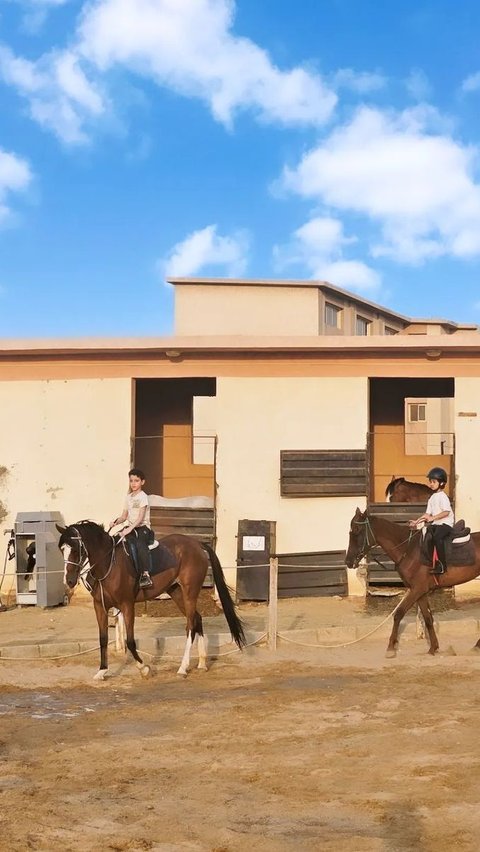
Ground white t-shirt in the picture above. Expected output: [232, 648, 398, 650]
[426, 491, 454, 527]
[124, 490, 151, 528]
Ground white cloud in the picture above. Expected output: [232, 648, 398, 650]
[461, 72, 480, 93]
[0, 45, 105, 144]
[0, 147, 33, 224]
[273, 215, 381, 294]
[405, 69, 432, 101]
[333, 68, 386, 94]
[161, 224, 249, 278]
[76, 0, 336, 129]
[7, 0, 72, 33]
[1, 0, 336, 142]
[316, 260, 380, 292]
[282, 106, 480, 264]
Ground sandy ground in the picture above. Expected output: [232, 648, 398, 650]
[1, 624, 480, 852]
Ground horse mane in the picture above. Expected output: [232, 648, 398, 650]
[385, 476, 405, 497]
[66, 520, 108, 545]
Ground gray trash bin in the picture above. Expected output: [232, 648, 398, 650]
[15, 512, 66, 607]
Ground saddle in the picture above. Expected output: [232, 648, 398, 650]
[420, 520, 475, 568]
[120, 536, 177, 577]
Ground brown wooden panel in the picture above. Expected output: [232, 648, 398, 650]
[281, 449, 366, 498]
[150, 506, 215, 587]
[276, 549, 348, 597]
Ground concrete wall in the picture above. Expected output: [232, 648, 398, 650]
[453, 379, 480, 595]
[213, 376, 368, 586]
[175, 284, 320, 336]
[0, 378, 132, 586]
[455, 380, 480, 530]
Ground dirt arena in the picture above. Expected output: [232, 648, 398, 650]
[1, 628, 480, 852]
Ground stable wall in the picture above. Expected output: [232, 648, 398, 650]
[213, 376, 368, 587]
[0, 379, 132, 588]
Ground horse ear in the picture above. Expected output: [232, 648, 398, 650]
[56, 524, 66, 535]
[354, 507, 361, 518]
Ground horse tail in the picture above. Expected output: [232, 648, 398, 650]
[385, 476, 405, 499]
[201, 543, 246, 649]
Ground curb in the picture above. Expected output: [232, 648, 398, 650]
[0, 617, 479, 659]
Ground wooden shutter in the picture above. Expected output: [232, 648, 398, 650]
[280, 450, 366, 497]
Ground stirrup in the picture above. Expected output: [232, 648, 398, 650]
[139, 572, 153, 588]
[430, 561, 445, 575]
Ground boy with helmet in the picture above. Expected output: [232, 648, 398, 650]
[409, 467, 453, 574]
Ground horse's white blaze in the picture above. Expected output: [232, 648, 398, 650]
[177, 631, 193, 676]
[197, 634, 208, 670]
[61, 544, 72, 584]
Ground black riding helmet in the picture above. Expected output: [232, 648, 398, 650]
[427, 467, 448, 484]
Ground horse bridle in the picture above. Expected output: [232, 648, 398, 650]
[353, 516, 417, 569]
[63, 527, 116, 589]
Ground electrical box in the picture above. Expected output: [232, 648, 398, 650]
[15, 512, 67, 607]
[236, 519, 276, 601]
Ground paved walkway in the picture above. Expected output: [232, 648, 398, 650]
[1, 588, 480, 660]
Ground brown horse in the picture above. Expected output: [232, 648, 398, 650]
[385, 476, 433, 503]
[57, 521, 246, 681]
[345, 508, 480, 657]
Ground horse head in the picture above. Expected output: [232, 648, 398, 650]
[345, 507, 370, 569]
[56, 521, 107, 588]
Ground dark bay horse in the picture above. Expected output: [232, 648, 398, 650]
[57, 521, 246, 681]
[346, 508, 480, 658]
[385, 476, 433, 503]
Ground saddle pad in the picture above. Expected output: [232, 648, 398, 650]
[149, 542, 177, 576]
[420, 531, 476, 568]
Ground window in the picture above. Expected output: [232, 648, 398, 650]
[384, 326, 397, 335]
[408, 403, 426, 423]
[325, 302, 342, 328]
[356, 315, 371, 336]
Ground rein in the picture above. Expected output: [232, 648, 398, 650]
[355, 517, 418, 568]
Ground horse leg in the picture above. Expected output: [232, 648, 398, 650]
[177, 583, 205, 677]
[169, 583, 207, 674]
[417, 595, 439, 655]
[93, 599, 109, 681]
[386, 588, 423, 658]
[122, 603, 151, 679]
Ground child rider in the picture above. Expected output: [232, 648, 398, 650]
[409, 467, 454, 575]
[111, 468, 153, 588]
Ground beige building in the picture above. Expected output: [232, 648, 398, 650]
[0, 278, 479, 598]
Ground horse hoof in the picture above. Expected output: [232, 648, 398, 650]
[177, 669, 188, 678]
[140, 665, 151, 679]
[93, 669, 108, 681]
[385, 649, 396, 659]
[197, 663, 208, 672]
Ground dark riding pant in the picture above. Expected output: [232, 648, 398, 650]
[126, 526, 153, 574]
[430, 523, 451, 569]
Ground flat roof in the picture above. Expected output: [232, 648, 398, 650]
[2, 333, 480, 357]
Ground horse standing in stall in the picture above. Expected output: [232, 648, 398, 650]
[57, 521, 246, 681]
[346, 508, 480, 658]
[385, 476, 433, 503]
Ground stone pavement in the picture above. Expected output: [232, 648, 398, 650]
[1, 588, 480, 660]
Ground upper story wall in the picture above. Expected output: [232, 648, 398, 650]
[173, 279, 409, 337]
[175, 283, 320, 336]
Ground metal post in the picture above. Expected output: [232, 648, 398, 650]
[268, 556, 278, 651]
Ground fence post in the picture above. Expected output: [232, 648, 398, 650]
[268, 556, 278, 651]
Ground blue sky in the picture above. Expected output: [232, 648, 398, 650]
[2, 0, 480, 336]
